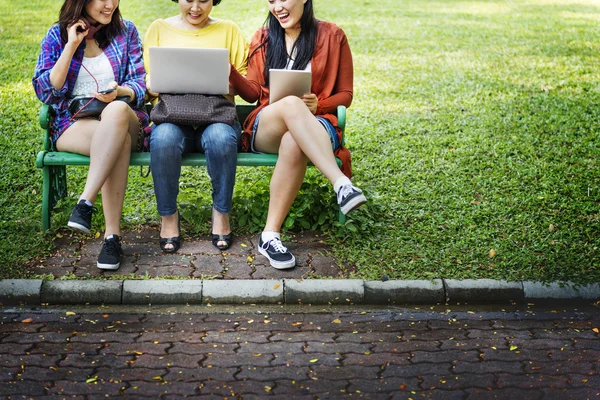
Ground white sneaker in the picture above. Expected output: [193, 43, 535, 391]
[258, 235, 296, 269]
[337, 184, 366, 215]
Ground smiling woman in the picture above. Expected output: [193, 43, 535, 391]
[143, 0, 248, 253]
[31, 0, 150, 271]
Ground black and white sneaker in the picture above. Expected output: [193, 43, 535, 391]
[258, 235, 296, 270]
[68, 200, 95, 234]
[337, 184, 366, 215]
[97, 235, 122, 270]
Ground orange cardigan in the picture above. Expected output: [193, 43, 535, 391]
[230, 21, 354, 177]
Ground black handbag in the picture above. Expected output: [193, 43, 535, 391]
[68, 96, 131, 119]
[150, 94, 236, 127]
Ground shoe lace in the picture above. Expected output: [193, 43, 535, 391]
[337, 185, 355, 202]
[76, 203, 96, 216]
[263, 237, 288, 254]
[103, 238, 121, 256]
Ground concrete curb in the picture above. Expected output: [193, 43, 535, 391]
[524, 281, 600, 301]
[445, 279, 523, 304]
[1, 279, 599, 306]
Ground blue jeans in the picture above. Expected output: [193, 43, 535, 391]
[149, 122, 241, 216]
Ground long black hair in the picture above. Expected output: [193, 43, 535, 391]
[57, 0, 124, 49]
[260, 0, 318, 85]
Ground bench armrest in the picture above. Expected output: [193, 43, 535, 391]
[39, 104, 53, 152]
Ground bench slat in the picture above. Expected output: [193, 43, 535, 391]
[39, 151, 289, 167]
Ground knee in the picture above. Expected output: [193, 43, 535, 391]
[150, 124, 183, 153]
[102, 101, 131, 125]
[203, 124, 239, 154]
[278, 96, 306, 118]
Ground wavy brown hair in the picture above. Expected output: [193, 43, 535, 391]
[57, 0, 124, 48]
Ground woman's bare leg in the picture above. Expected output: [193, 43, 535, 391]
[254, 96, 345, 185]
[56, 101, 139, 236]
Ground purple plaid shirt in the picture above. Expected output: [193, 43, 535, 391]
[32, 20, 149, 145]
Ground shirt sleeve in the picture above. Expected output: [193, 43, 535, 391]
[316, 31, 353, 115]
[143, 20, 161, 84]
[121, 21, 147, 108]
[32, 26, 69, 105]
[229, 22, 248, 76]
[230, 29, 268, 104]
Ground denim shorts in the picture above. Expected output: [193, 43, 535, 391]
[251, 109, 340, 153]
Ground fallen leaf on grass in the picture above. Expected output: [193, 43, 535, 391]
[510, 346, 518, 351]
[66, 312, 76, 316]
[332, 319, 341, 324]
[21, 318, 33, 323]
[86, 378, 97, 384]
[592, 328, 599, 334]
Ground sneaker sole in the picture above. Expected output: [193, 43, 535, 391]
[68, 221, 90, 234]
[257, 246, 296, 270]
[340, 194, 367, 215]
[97, 262, 120, 271]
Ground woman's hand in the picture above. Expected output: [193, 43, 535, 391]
[94, 82, 118, 102]
[66, 20, 88, 47]
[146, 79, 159, 98]
[302, 93, 318, 115]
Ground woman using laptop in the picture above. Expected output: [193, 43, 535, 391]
[229, 0, 366, 270]
[143, 0, 248, 253]
[32, 0, 150, 271]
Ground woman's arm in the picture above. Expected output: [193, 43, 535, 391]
[142, 20, 161, 100]
[315, 33, 353, 115]
[229, 65, 262, 103]
[32, 24, 85, 105]
[119, 21, 146, 108]
[228, 29, 269, 103]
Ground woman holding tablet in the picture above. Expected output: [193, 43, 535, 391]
[144, 0, 248, 252]
[230, 0, 366, 270]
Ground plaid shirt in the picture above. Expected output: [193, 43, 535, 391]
[32, 20, 149, 145]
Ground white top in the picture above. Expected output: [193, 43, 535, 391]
[285, 58, 312, 71]
[71, 52, 115, 97]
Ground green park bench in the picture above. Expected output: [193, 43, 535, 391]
[35, 103, 347, 230]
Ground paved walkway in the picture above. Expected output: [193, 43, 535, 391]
[27, 226, 347, 280]
[1, 305, 599, 399]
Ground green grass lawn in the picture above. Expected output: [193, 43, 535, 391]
[0, 0, 598, 282]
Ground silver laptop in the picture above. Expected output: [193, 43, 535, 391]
[269, 69, 312, 104]
[149, 47, 230, 95]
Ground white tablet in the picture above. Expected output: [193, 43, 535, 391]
[149, 47, 230, 95]
[269, 69, 312, 104]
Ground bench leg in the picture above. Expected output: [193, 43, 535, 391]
[42, 166, 51, 231]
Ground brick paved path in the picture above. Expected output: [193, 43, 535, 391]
[27, 227, 348, 280]
[1, 305, 599, 399]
